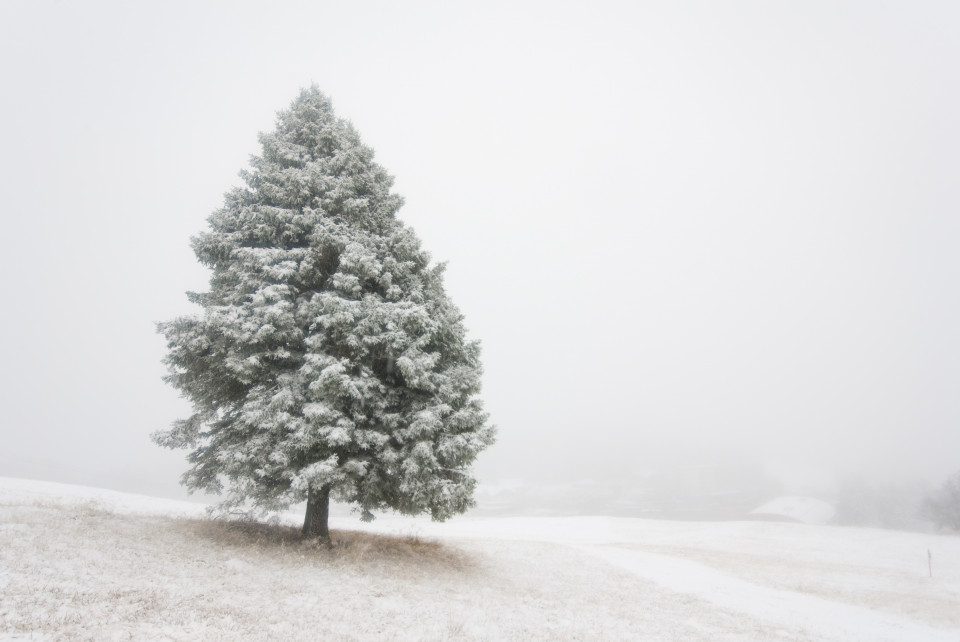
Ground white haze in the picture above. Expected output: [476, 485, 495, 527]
[1, 1, 958, 502]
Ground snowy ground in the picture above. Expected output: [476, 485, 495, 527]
[1, 477, 958, 641]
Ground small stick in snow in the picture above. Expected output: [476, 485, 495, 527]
[928, 548, 932, 578]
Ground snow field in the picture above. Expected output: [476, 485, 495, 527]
[2, 478, 959, 641]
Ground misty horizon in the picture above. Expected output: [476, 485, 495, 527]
[2, 1, 959, 512]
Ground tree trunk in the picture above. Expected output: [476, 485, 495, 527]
[302, 484, 331, 540]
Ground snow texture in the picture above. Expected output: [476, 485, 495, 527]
[2, 477, 959, 641]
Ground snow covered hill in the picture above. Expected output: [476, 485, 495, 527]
[1, 477, 958, 641]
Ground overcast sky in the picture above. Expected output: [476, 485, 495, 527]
[1, 0, 958, 499]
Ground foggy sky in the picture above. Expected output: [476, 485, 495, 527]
[1, 0, 959, 500]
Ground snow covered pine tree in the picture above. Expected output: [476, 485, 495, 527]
[156, 87, 494, 540]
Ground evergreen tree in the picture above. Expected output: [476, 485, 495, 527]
[156, 87, 494, 539]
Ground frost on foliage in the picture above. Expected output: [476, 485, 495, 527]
[155, 87, 494, 522]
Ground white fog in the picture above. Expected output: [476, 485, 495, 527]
[3, 0, 958, 511]
[1, 2, 960, 638]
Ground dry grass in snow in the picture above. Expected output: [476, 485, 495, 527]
[1, 478, 959, 641]
[0, 499, 738, 641]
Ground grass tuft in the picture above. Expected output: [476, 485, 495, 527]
[180, 516, 472, 572]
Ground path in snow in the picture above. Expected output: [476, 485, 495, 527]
[578, 543, 957, 642]
[355, 514, 960, 642]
